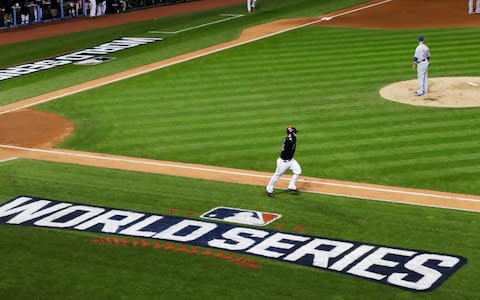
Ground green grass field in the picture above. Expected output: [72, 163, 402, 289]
[1, 0, 480, 298]
[0, 0, 368, 104]
[1, 160, 479, 299]
[40, 25, 480, 195]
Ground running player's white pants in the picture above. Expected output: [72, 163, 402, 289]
[266, 158, 302, 193]
[247, 0, 256, 12]
[468, 0, 480, 13]
[417, 61, 429, 95]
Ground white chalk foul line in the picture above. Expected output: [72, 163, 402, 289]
[0, 0, 394, 116]
[1, 144, 480, 206]
[0, 144, 271, 179]
[0, 157, 18, 163]
[307, 189, 480, 214]
[323, 0, 393, 20]
[148, 14, 244, 34]
[300, 178, 480, 203]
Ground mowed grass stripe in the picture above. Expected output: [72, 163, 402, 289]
[65, 112, 475, 152]
[310, 114, 479, 136]
[319, 142, 480, 164]
[314, 131, 480, 152]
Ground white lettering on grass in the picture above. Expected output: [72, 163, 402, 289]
[153, 220, 217, 242]
[208, 227, 269, 250]
[0, 197, 72, 224]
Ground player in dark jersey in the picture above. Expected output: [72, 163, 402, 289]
[266, 126, 302, 197]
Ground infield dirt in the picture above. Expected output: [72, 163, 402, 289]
[316, 0, 480, 29]
[1, 0, 480, 212]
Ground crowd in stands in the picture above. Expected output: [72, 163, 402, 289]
[0, 0, 188, 27]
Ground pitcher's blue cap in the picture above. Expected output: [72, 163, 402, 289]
[418, 36, 425, 42]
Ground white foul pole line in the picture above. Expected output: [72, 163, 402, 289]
[321, 0, 392, 21]
[148, 14, 244, 34]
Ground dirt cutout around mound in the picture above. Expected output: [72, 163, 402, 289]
[381, 77, 480, 108]
[1, 0, 480, 213]
[0, 109, 73, 147]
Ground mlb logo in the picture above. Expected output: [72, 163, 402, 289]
[201, 207, 281, 226]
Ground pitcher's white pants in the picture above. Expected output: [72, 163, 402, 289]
[417, 61, 429, 95]
[266, 158, 302, 193]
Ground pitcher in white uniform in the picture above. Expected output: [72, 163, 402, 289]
[412, 36, 430, 96]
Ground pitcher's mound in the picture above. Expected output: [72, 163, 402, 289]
[380, 77, 480, 108]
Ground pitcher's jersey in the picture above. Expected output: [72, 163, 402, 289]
[414, 44, 430, 62]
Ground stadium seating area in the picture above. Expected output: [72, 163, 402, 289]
[0, 0, 190, 28]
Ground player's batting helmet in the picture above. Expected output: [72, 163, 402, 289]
[287, 126, 298, 134]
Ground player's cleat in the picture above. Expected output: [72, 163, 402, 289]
[266, 191, 273, 197]
[288, 188, 300, 193]
[414, 92, 424, 97]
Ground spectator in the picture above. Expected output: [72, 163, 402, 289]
[110, 0, 125, 13]
[89, 0, 96, 17]
[27, 0, 35, 20]
[50, 0, 58, 18]
[67, 0, 78, 16]
[469, 0, 480, 14]
[0, 0, 6, 27]
[1, 0, 14, 27]
[34, 0, 43, 22]
[20, 0, 29, 23]
[96, 0, 105, 16]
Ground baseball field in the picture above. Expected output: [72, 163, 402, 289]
[1, 0, 480, 298]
